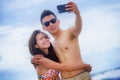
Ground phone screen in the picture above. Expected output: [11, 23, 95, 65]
[57, 4, 68, 13]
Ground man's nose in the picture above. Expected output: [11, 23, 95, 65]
[49, 22, 54, 26]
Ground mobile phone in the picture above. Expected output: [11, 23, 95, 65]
[57, 4, 68, 13]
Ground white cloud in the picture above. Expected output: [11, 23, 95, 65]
[80, 8, 120, 54]
[3, 0, 46, 11]
[0, 26, 13, 34]
[0, 25, 44, 80]
[103, 3, 120, 10]
[0, 25, 42, 71]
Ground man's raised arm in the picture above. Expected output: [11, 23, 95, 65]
[67, 2, 82, 37]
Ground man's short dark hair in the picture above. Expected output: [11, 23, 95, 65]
[40, 10, 57, 24]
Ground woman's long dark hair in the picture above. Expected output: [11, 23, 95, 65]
[29, 30, 59, 62]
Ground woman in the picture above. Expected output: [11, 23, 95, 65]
[29, 30, 91, 80]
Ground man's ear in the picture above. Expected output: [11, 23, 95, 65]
[35, 44, 39, 48]
[57, 19, 60, 24]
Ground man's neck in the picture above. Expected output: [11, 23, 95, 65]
[51, 29, 62, 40]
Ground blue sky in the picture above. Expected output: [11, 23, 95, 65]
[0, 0, 120, 80]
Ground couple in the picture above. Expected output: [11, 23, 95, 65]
[29, 2, 92, 80]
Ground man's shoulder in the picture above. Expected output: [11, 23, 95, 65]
[65, 27, 78, 37]
[62, 27, 73, 33]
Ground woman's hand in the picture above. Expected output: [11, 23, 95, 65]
[31, 54, 44, 64]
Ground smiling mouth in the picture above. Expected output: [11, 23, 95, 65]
[50, 27, 55, 30]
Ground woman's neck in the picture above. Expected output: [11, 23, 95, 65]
[43, 49, 49, 55]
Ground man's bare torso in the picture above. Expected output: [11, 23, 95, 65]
[53, 29, 85, 78]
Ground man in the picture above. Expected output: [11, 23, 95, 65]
[32, 1, 92, 80]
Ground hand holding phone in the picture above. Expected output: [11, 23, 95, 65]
[57, 2, 79, 15]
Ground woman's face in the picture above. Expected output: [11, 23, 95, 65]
[35, 33, 50, 50]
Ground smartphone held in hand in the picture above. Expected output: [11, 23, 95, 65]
[57, 4, 68, 13]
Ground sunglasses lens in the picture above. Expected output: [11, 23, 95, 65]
[51, 18, 56, 24]
[44, 22, 49, 27]
[43, 18, 56, 27]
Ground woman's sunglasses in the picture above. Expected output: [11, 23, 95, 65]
[43, 18, 57, 27]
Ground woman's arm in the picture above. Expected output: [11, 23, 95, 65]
[31, 55, 91, 71]
[41, 58, 91, 71]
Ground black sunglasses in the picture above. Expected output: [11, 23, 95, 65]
[43, 18, 57, 27]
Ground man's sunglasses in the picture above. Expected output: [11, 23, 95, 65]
[43, 18, 57, 27]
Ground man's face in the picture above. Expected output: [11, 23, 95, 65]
[42, 15, 60, 34]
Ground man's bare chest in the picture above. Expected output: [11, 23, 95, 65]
[54, 39, 69, 51]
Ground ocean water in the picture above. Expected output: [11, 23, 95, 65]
[92, 67, 120, 80]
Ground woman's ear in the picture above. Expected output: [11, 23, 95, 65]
[35, 44, 39, 48]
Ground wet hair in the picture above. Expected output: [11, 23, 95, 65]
[40, 10, 57, 24]
[29, 30, 59, 62]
